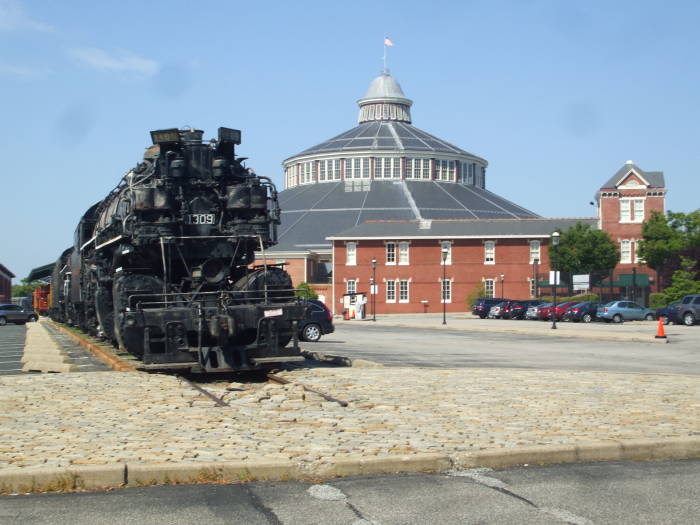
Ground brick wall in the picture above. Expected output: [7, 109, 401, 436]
[333, 239, 551, 315]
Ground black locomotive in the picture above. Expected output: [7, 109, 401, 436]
[49, 127, 306, 372]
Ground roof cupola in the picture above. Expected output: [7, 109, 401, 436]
[357, 71, 412, 124]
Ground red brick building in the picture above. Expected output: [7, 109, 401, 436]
[0, 263, 15, 303]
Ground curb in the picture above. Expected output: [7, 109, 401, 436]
[49, 322, 136, 372]
[3, 437, 700, 494]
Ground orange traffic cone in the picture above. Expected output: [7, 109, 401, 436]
[655, 316, 667, 339]
[343, 309, 350, 320]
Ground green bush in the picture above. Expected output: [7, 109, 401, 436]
[648, 293, 667, 310]
[294, 282, 318, 300]
[466, 283, 486, 308]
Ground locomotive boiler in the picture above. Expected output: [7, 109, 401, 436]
[50, 127, 306, 372]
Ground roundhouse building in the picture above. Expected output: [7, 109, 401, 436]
[265, 70, 666, 313]
[268, 70, 539, 303]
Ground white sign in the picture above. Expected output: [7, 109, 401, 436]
[549, 271, 561, 285]
[370, 285, 378, 295]
[573, 274, 590, 291]
[263, 308, 283, 318]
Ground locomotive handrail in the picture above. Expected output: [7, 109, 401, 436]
[127, 288, 304, 310]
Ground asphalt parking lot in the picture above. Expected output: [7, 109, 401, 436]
[0, 325, 27, 376]
[324, 314, 700, 374]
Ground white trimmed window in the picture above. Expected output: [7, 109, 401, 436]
[529, 240, 541, 264]
[406, 158, 430, 180]
[633, 240, 642, 263]
[319, 159, 341, 182]
[484, 241, 495, 264]
[398, 242, 409, 265]
[620, 199, 631, 222]
[440, 241, 452, 265]
[386, 242, 396, 264]
[484, 278, 495, 298]
[632, 198, 645, 222]
[346, 242, 357, 265]
[375, 157, 401, 179]
[620, 239, 632, 263]
[386, 280, 396, 302]
[345, 158, 368, 180]
[441, 279, 452, 303]
[346, 279, 356, 296]
[300, 161, 314, 184]
[399, 280, 409, 303]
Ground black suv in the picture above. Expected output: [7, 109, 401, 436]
[299, 299, 335, 342]
[0, 304, 38, 325]
[676, 294, 700, 326]
[472, 298, 507, 319]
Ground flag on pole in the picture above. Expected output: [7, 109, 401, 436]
[384, 37, 394, 46]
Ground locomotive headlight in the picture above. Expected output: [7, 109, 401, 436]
[192, 268, 202, 278]
[150, 128, 181, 145]
[218, 127, 241, 145]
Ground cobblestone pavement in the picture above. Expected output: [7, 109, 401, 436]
[1, 366, 699, 471]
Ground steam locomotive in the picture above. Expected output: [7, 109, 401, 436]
[49, 127, 307, 372]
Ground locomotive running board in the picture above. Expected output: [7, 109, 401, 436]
[136, 362, 199, 371]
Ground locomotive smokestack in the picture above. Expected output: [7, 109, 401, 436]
[180, 129, 204, 144]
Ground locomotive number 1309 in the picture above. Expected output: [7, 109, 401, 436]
[186, 214, 216, 225]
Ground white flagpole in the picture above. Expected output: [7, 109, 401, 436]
[383, 35, 387, 73]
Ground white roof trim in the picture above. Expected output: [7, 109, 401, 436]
[615, 169, 650, 188]
[327, 234, 556, 241]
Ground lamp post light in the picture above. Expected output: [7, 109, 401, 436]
[551, 231, 560, 330]
[371, 257, 377, 322]
[441, 247, 448, 325]
[499, 273, 505, 299]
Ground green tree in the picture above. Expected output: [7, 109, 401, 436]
[637, 211, 684, 274]
[11, 278, 43, 298]
[661, 257, 700, 304]
[294, 281, 319, 300]
[638, 209, 700, 290]
[550, 223, 619, 289]
[466, 282, 486, 307]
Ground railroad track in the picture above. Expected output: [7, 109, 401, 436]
[49, 320, 349, 408]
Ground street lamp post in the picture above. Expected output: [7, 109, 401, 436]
[371, 257, 377, 322]
[499, 273, 505, 299]
[551, 231, 560, 330]
[441, 247, 448, 325]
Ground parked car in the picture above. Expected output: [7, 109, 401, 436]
[472, 298, 507, 319]
[596, 301, 655, 323]
[538, 302, 576, 321]
[537, 303, 554, 320]
[298, 299, 335, 342]
[0, 304, 38, 325]
[526, 302, 549, 320]
[674, 294, 700, 326]
[563, 302, 600, 323]
[656, 301, 681, 325]
[488, 301, 510, 319]
[506, 300, 544, 320]
[552, 301, 578, 321]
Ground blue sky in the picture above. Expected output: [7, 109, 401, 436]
[2, 0, 699, 281]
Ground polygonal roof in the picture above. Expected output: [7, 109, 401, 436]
[286, 121, 484, 160]
[271, 180, 540, 253]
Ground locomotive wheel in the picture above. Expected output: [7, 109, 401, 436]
[113, 273, 165, 358]
[95, 284, 116, 342]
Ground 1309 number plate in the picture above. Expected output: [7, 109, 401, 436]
[186, 213, 215, 225]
